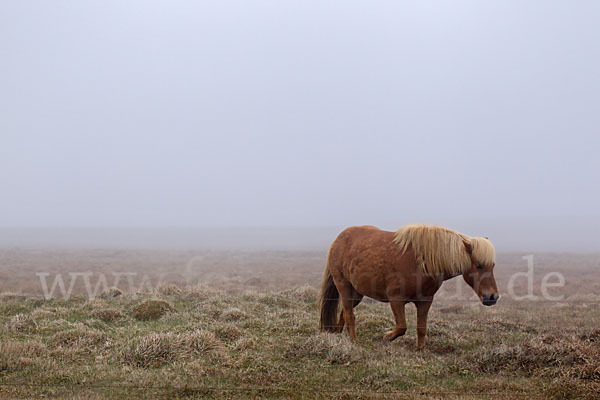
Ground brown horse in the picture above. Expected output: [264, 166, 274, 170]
[320, 224, 498, 349]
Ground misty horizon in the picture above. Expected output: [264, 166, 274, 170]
[1, 215, 599, 252]
[1, 1, 599, 252]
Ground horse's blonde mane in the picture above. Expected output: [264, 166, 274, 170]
[393, 224, 495, 276]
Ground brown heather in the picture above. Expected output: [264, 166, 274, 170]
[0, 249, 598, 399]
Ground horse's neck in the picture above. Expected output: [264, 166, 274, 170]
[443, 271, 463, 281]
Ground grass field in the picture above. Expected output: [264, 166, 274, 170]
[0, 249, 599, 399]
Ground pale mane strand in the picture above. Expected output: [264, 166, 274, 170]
[393, 224, 495, 276]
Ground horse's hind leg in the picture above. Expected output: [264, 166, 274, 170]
[383, 300, 407, 342]
[335, 309, 345, 333]
[335, 287, 363, 333]
[336, 282, 363, 340]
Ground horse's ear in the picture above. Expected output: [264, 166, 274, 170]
[484, 236, 489, 240]
[463, 239, 473, 255]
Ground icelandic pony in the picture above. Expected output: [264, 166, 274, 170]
[320, 225, 498, 349]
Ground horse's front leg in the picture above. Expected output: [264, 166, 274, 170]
[415, 300, 433, 350]
[383, 300, 406, 342]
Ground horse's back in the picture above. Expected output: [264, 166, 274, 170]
[328, 225, 421, 301]
[332, 225, 396, 253]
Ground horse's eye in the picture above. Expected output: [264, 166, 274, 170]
[476, 265, 483, 270]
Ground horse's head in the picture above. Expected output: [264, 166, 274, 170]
[462, 237, 499, 306]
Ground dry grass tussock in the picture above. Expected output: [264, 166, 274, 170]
[6, 313, 37, 333]
[213, 323, 244, 342]
[92, 308, 124, 322]
[131, 299, 174, 321]
[0, 340, 46, 372]
[473, 334, 600, 381]
[279, 285, 319, 303]
[50, 324, 107, 348]
[99, 287, 122, 299]
[121, 329, 223, 368]
[581, 329, 600, 342]
[220, 307, 249, 321]
[232, 335, 258, 351]
[157, 284, 182, 296]
[286, 332, 366, 364]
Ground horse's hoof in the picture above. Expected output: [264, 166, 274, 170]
[382, 332, 395, 342]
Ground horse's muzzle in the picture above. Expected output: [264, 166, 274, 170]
[482, 293, 498, 306]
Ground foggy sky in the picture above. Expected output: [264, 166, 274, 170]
[1, 1, 599, 239]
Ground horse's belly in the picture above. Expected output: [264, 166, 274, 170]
[347, 264, 390, 301]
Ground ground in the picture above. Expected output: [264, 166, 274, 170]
[0, 249, 599, 399]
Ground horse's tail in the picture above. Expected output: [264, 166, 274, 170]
[320, 253, 339, 332]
